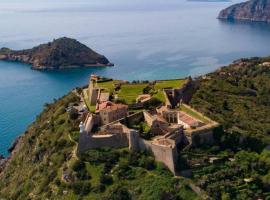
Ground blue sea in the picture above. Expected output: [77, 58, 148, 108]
[1, 0, 270, 156]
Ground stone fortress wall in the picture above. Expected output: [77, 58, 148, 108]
[79, 76, 219, 175]
[129, 131, 178, 174]
[78, 111, 182, 174]
[78, 130, 129, 152]
[182, 104, 220, 147]
[78, 112, 144, 153]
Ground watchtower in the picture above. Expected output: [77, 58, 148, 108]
[88, 74, 99, 105]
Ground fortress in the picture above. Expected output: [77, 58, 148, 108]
[78, 75, 219, 174]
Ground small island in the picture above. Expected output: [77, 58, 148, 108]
[0, 37, 113, 70]
[218, 0, 270, 23]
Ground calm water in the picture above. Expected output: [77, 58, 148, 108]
[1, 0, 270, 156]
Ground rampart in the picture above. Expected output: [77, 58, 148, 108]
[129, 130, 180, 174]
[78, 131, 129, 152]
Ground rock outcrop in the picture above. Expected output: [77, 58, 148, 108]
[218, 0, 270, 23]
[0, 37, 113, 70]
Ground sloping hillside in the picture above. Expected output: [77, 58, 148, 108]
[0, 92, 198, 200]
[179, 57, 270, 199]
[190, 57, 270, 142]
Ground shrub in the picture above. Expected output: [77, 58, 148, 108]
[115, 98, 127, 105]
[69, 108, 79, 120]
[100, 174, 113, 185]
[76, 168, 92, 180]
[116, 160, 132, 179]
[57, 119, 66, 125]
[139, 156, 156, 170]
[71, 181, 91, 195]
[146, 97, 162, 109]
[143, 85, 152, 94]
[55, 139, 67, 149]
[71, 160, 85, 172]
[92, 184, 106, 193]
[55, 106, 66, 117]
[104, 186, 131, 200]
[80, 148, 119, 166]
[127, 152, 139, 166]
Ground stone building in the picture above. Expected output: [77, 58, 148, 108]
[97, 101, 128, 125]
[143, 111, 170, 136]
[88, 74, 99, 105]
[157, 106, 201, 129]
[177, 111, 200, 129]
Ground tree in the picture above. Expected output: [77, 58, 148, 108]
[222, 100, 229, 111]
[104, 186, 132, 200]
[69, 108, 78, 120]
[71, 160, 85, 172]
[100, 174, 113, 185]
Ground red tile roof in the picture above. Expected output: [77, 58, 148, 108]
[96, 101, 127, 112]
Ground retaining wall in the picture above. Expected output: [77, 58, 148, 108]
[129, 131, 178, 174]
[78, 132, 129, 152]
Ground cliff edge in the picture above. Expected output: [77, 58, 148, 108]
[218, 0, 270, 23]
[0, 37, 113, 70]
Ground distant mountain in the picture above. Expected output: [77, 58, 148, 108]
[0, 37, 113, 70]
[218, 0, 270, 23]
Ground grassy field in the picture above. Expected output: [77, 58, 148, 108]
[153, 79, 187, 102]
[117, 83, 148, 104]
[96, 79, 187, 104]
[83, 89, 95, 113]
[97, 80, 121, 93]
[155, 79, 187, 90]
[153, 91, 166, 103]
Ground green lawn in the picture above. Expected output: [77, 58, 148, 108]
[153, 79, 187, 103]
[117, 83, 147, 104]
[83, 89, 95, 113]
[155, 79, 187, 90]
[97, 80, 121, 93]
[83, 89, 91, 109]
[96, 79, 187, 104]
[153, 91, 166, 103]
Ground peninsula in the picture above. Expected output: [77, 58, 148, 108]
[1, 57, 270, 199]
[218, 0, 270, 23]
[0, 37, 113, 70]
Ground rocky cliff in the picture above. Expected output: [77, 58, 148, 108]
[218, 0, 270, 23]
[0, 37, 113, 70]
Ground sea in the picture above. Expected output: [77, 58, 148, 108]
[1, 0, 270, 156]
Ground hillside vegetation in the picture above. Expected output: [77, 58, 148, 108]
[184, 57, 270, 199]
[190, 57, 270, 142]
[0, 92, 198, 200]
[0, 37, 112, 70]
[1, 57, 270, 199]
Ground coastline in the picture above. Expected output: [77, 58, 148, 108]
[1, 55, 269, 175]
[0, 57, 238, 175]
[30, 62, 114, 70]
[0, 136, 22, 175]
